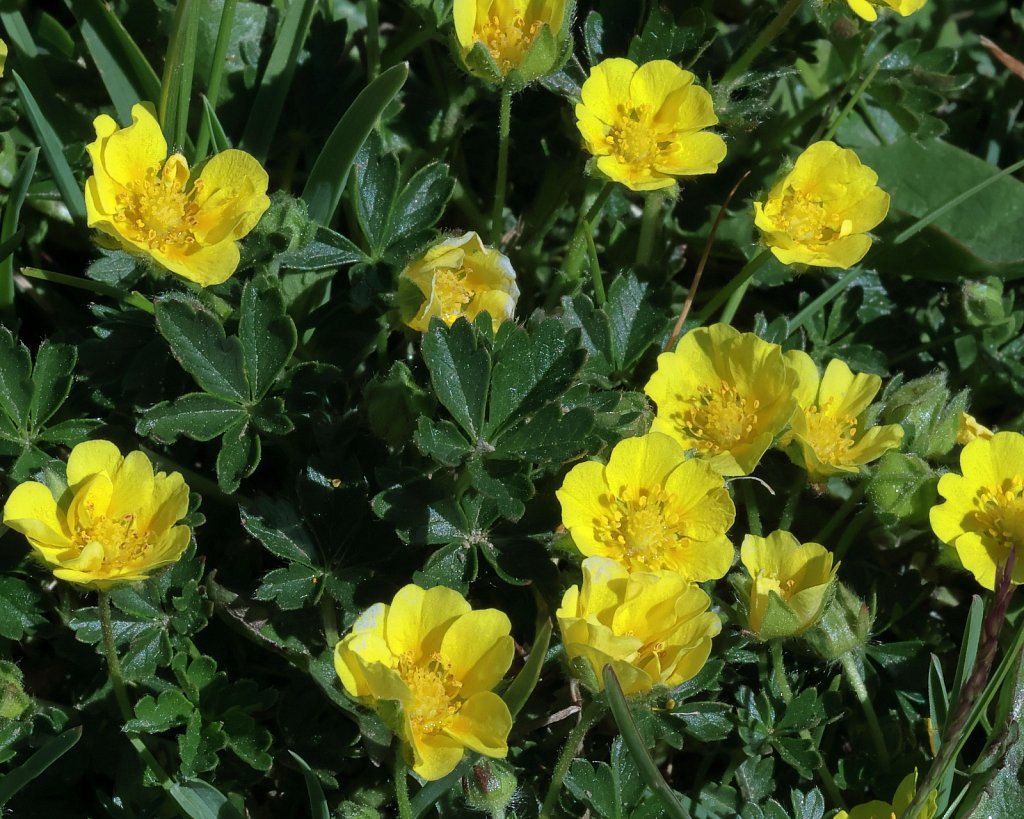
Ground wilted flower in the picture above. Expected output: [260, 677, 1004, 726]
[557, 432, 735, 580]
[645, 324, 801, 476]
[738, 530, 839, 640]
[845, 0, 928, 23]
[557, 557, 721, 695]
[754, 141, 889, 269]
[783, 353, 904, 481]
[930, 431, 1024, 590]
[334, 584, 514, 781]
[85, 103, 270, 286]
[3, 441, 191, 588]
[453, 0, 570, 83]
[398, 231, 519, 332]
[836, 770, 937, 819]
[957, 412, 993, 445]
[576, 58, 726, 191]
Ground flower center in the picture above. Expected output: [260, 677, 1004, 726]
[972, 477, 1024, 553]
[606, 104, 663, 166]
[673, 382, 761, 455]
[775, 189, 853, 245]
[803, 402, 858, 465]
[757, 572, 798, 601]
[73, 511, 153, 570]
[594, 485, 686, 570]
[433, 268, 474, 324]
[398, 652, 462, 736]
[114, 161, 202, 253]
[479, 14, 542, 74]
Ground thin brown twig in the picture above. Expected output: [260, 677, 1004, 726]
[664, 171, 751, 352]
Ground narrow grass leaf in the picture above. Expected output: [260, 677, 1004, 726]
[950, 594, 984, 705]
[240, 0, 317, 162]
[200, 95, 232, 154]
[169, 779, 243, 819]
[0, 147, 38, 314]
[287, 752, 329, 819]
[11, 71, 86, 222]
[302, 62, 409, 225]
[502, 621, 553, 718]
[194, 0, 237, 159]
[0, 727, 82, 806]
[158, 0, 201, 151]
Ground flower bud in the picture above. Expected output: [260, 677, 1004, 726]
[867, 451, 938, 528]
[802, 582, 873, 662]
[878, 372, 968, 459]
[0, 661, 30, 720]
[463, 760, 519, 816]
[962, 278, 1007, 328]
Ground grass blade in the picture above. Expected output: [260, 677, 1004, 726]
[0, 727, 82, 806]
[287, 751, 329, 819]
[302, 62, 409, 226]
[502, 620, 552, 719]
[194, 0, 237, 160]
[69, 0, 161, 120]
[604, 665, 690, 819]
[240, 0, 317, 162]
[169, 780, 243, 819]
[158, 0, 201, 151]
[200, 95, 232, 154]
[0, 147, 38, 319]
[951, 595, 985, 706]
[11, 71, 86, 222]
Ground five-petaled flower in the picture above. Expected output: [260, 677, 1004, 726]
[739, 530, 839, 641]
[3, 440, 191, 588]
[754, 141, 889, 269]
[845, 0, 928, 23]
[836, 770, 937, 819]
[453, 0, 568, 79]
[557, 432, 735, 580]
[557, 556, 721, 695]
[783, 353, 904, 481]
[398, 231, 520, 332]
[930, 431, 1024, 591]
[334, 584, 514, 781]
[645, 324, 801, 476]
[85, 103, 270, 286]
[576, 58, 727, 191]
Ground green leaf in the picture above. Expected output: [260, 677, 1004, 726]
[277, 225, 368, 271]
[170, 779, 243, 819]
[155, 295, 249, 402]
[0, 728, 82, 807]
[240, 497, 319, 568]
[0, 577, 46, 641]
[422, 318, 491, 440]
[254, 564, 320, 610]
[493, 404, 593, 462]
[223, 709, 273, 771]
[121, 625, 172, 681]
[138, 393, 247, 443]
[501, 621, 552, 718]
[385, 161, 455, 261]
[125, 689, 194, 733]
[673, 701, 733, 743]
[10, 71, 87, 222]
[239, 278, 297, 400]
[216, 418, 260, 493]
[37, 418, 102, 446]
[414, 417, 473, 467]
[858, 138, 1024, 280]
[353, 133, 399, 257]
[302, 62, 409, 225]
[200, 94, 232, 153]
[606, 273, 669, 371]
[69, 0, 161, 121]
[0, 326, 33, 429]
[179, 711, 226, 778]
[289, 751, 330, 819]
[240, 0, 317, 162]
[0, 147, 37, 311]
[486, 320, 585, 436]
[28, 341, 76, 429]
[560, 293, 615, 378]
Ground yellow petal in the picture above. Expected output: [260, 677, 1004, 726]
[453, 0, 477, 48]
[385, 584, 471, 660]
[629, 60, 693, 113]
[95, 103, 167, 189]
[407, 731, 466, 781]
[603, 432, 687, 496]
[67, 439, 123, 487]
[557, 460, 611, 558]
[193, 149, 271, 244]
[785, 350, 820, 409]
[580, 58, 639, 125]
[2, 482, 69, 549]
[439, 610, 513, 696]
[107, 450, 156, 522]
[443, 691, 512, 758]
[155, 240, 241, 287]
[653, 131, 727, 177]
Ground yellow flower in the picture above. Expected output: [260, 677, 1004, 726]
[836, 770, 937, 819]
[644, 324, 800, 476]
[575, 58, 726, 192]
[398, 231, 519, 332]
[739, 530, 839, 640]
[557, 432, 735, 580]
[845, 0, 928, 23]
[957, 412, 993, 445]
[85, 103, 270, 287]
[453, 0, 568, 78]
[753, 141, 889, 269]
[783, 353, 904, 481]
[3, 441, 191, 588]
[557, 557, 721, 695]
[334, 584, 514, 781]
[930, 431, 1024, 591]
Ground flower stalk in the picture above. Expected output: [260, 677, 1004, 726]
[490, 87, 513, 245]
[636, 193, 663, 266]
[98, 591, 132, 721]
[838, 652, 890, 768]
[539, 700, 606, 818]
[721, 0, 804, 86]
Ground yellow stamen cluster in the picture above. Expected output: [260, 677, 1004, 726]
[113, 164, 203, 253]
[593, 485, 685, 568]
[774, 190, 851, 245]
[802, 401, 859, 465]
[432, 268, 474, 323]
[73, 511, 153, 572]
[399, 652, 463, 735]
[675, 382, 762, 456]
[478, 14, 542, 74]
[606, 103, 661, 166]
[972, 478, 1024, 549]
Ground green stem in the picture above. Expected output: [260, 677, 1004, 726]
[635, 193, 663, 267]
[583, 221, 606, 307]
[692, 250, 770, 326]
[394, 748, 413, 819]
[839, 652, 890, 768]
[194, 0, 237, 159]
[822, 61, 881, 143]
[539, 701, 606, 818]
[582, 182, 615, 227]
[721, 0, 804, 85]
[366, 0, 381, 81]
[20, 267, 154, 314]
[719, 277, 750, 324]
[777, 471, 804, 532]
[562, 182, 615, 285]
[99, 591, 133, 722]
[771, 642, 793, 703]
[490, 88, 512, 246]
[738, 480, 763, 537]
[320, 595, 340, 648]
[812, 483, 866, 546]
[788, 266, 862, 336]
